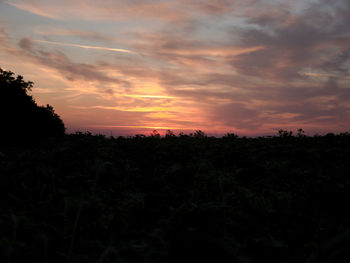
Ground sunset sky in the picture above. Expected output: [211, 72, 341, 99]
[1, 0, 349, 136]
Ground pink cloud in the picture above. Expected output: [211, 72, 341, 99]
[7, 0, 189, 22]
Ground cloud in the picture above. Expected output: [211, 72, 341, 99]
[229, 0, 350, 82]
[211, 102, 261, 129]
[34, 27, 115, 42]
[207, 77, 350, 132]
[91, 1, 350, 132]
[18, 37, 33, 50]
[2, 0, 350, 134]
[0, 27, 6, 42]
[32, 39, 136, 54]
[17, 37, 131, 87]
[87, 124, 195, 130]
[321, 48, 350, 76]
[7, 1, 62, 20]
[6, 0, 189, 22]
[4, 0, 282, 23]
[183, 0, 236, 15]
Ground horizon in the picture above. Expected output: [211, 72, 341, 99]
[1, 0, 349, 136]
[65, 127, 346, 138]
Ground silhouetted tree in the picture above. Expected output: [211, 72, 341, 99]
[150, 129, 160, 138]
[297, 128, 306, 137]
[277, 129, 293, 138]
[192, 130, 206, 138]
[0, 68, 65, 143]
[166, 129, 176, 138]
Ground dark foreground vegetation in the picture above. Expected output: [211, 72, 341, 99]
[0, 68, 65, 144]
[1, 131, 350, 263]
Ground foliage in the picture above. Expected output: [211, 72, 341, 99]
[191, 130, 206, 138]
[1, 132, 350, 262]
[278, 129, 293, 137]
[0, 68, 65, 144]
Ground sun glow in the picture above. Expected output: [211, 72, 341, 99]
[124, 94, 176, 99]
[88, 125, 195, 130]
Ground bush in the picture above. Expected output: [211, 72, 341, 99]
[0, 68, 65, 144]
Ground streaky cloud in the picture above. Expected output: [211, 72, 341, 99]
[124, 94, 176, 99]
[87, 125, 195, 130]
[33, 39, 137, 54]
[71, 105, 175, 112]
[6, 1, 61, 20]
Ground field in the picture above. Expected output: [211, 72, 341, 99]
[1, 132, 350, 262]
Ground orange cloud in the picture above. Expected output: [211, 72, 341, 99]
[6, 0, 189, 22]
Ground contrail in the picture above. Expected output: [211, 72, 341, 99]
[33, 39, 136, 54]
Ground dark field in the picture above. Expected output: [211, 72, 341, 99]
[1, 132, 350, 263]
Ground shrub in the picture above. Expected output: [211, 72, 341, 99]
[0, 68, 65, 143]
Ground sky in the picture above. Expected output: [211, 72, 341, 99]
[0, 0, 349, 136]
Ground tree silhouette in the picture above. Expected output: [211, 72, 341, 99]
[0, 67, 65, 143]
